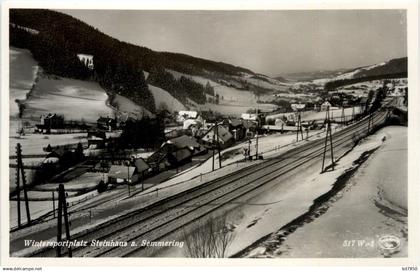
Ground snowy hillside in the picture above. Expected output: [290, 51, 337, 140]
[9, 47, 39, 117]
[148, 84, 186, 113]
[167, 69, 287, 102]
[22, 75, 115, 123]
[166, 69, 278, 116]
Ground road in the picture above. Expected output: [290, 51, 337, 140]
[16, 99, 392, 257]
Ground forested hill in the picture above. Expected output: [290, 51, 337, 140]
[9, 9, 255, 113]
[324, 57, 407, 90]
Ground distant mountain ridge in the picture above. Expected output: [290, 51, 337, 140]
[280, 57, 407, 84]
[321, 57, 407, 90]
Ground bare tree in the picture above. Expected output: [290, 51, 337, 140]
[182, 214, 235, 258]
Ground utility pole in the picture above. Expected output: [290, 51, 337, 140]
[341, 106, 345, 125]
[125, 161, 131, 196]
[216, 122, 222, 169]
[255, 98, 260, 160]
[56, 184, 72, 257]
[321, 107, 335, 173]
[15, 143, 31, 227]
[255, 124, 259, 159]
[296, 112, 303, 142]
[352, 106, 355, 123]
[367, 111, 373, 134]
[212, 125, 215, 171]
[52, 191, 56, 218]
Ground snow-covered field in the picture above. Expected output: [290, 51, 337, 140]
[9, 133, 87, 156]
[198, 103, 277, 117]
[242, 126, 407, 258]
[149, 84, 186, 112]
[22, 75, 114, 123]
[267, 106, 362, 123]
[9, 47, 39, 118]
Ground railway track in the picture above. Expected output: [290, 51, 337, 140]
[28, 109, 388, 258]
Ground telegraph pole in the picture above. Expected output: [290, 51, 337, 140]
[56, 184, 72, 257]
[296, 112, 303, 142]
[212, 124, 215, 171]
[216, 122, 222, 169]
[255, 125, 259, 159]
[321, 107, 335, 173]
[52, 191, 56, 218]
[255, 95, 261, 159]
[367, 111, 373, 134]
[15, 143, 31, 227]
[125, 161, 131, 196]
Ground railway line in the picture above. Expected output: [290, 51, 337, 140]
[26, 106, 390, 258]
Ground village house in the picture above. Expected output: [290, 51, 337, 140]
[44, 145, 83, 169]
[36, 113, 65, 133]
[177, 110, 199, 123]
[77, 54, 94, 70]
[226, 119, 246, 141]
[167, 135, 207, 155]
[87, 130, 107, 149]
[320, 101, 332, 111]
[108, 165, 135, 184]
[242, 120, 258, 138]
[178, 111, 205, 136]
[241, 113, 258, 121]
[147, 135, 205, 173]
[97, 117, 117, 131]
[132, 157, 151, 183]
[200, 124, 234, 149]
[275, 118, 286, 127]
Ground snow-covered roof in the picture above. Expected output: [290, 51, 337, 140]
[43, 157, 59, 164]
[291, 103, 306, 111]
[178, 111, 198, 119]
[171, 148, 192, 162]
[108, 165, 135, 179]
[134, 158, 150, 172]
[183, 119, 202, 130]
[201, 124, 233, 143]
[77, 54, 93, 60]
[167, 135, 201, 150]
[241, 113, 257, 121]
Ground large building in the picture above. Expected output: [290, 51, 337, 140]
[77, 54, 94, 70]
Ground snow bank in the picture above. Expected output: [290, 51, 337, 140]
[243, 126, 407, 258]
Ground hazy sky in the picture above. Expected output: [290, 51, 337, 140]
[61, 9, 407, 76]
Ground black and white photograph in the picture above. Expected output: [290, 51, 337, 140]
[1, 0, 419, 267]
